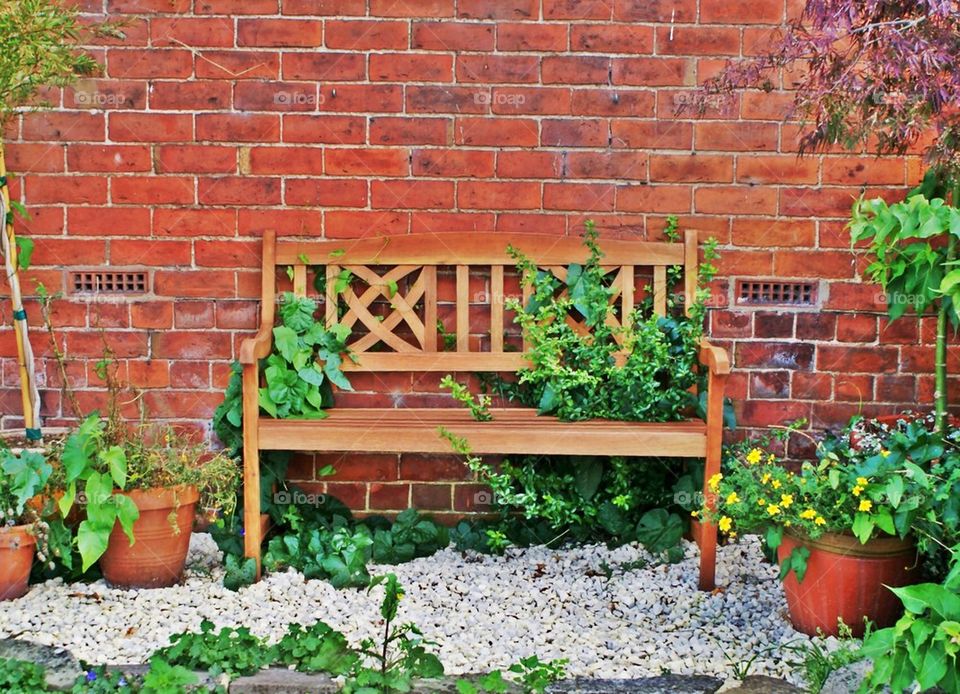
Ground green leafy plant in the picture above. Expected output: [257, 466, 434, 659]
[440, 375, 492, 422]
[139, 657, 199, 694]
[783, 622, 865, 693]
[258, 292, 353, 419]
[850, 189, 960, 434]
[275, 621, 359, 675]
[860, 553, 960, 693]
[345, 573, 445, 693]
[153, 619, 272, 678]
[0, 655, 49, 694]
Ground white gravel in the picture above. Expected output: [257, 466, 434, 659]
[0, 534, 818, 683]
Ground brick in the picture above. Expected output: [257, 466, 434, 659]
[544, 0, 612, 19]
[410, 212, 494, 233]
[542, 119, 608, 147]
[152, 80, 232, 110]
[491, 87, 573, 116]
[541, 56, 609, 85]
[544, 183, 615, 211]
[326, 20, 408, 49]
[370, 117, 450, 145]
[754, 312, 794, 338]
[413, 149, 494, 178]
[235, 81, 319, 112]
[150, 17, 234, 47]
[174, 302, 215, 329]
[238, 19, 322, 47]
[497, 23, 567, 51]
[370, 53, 451, 82]
[130, 300, 173, 329]
[836, 314, 878, 343]
[459, 181, 540, 210]
[413, 22, 495, 50]
[156, 145, 237, 174]
[458, 0, 536, 18]
[5, 144, 64, 173]
[112, 239, 191, 265]
[407, 86, 489, 114]
[572, 25, 654, 53]
[696, 187, 777, 215]
[248, 146, 324, 174]
[741, 91, 795, 120]
[458, 55, 539, 84]
[696, 122, 778, 152]
[109, 0, 191, 11]
[155, 271, 237, 300]
[794, 312, 835, 340]
[411, 484, 452, 510]
[66, 79, 147, 110]
[68, 207, 150, 236]
[822, 157, 906, 185]
[612, 120, 692, 149]
[107, 49, 193, 78]
[369, 0, 453, 17]
[216, 301, 258, 329]
[876, 374, 916, 402]
[567, 152, 647, 180]
[281, 0, 364, 15]
[738, 399, 811, 427]
[198, 177, 281, 206]
[774, 250, 855, 279]
[283, 114, 365, 143]
[26, 175, 107, 204]
[324, 210, 409, 237]
[325, 148, 408, 176]
[318, 84, 403, 112]
[109, 113, 192, 142]
[126, 360, 170, 389]
[612, 58, 693, 87]
[154, 208, 236, 237]
[456, 117, 538, 146]
[792, 372, 832, 400]
[112, 176, 194, 205]
[286, 179, 367, 207]
[817, 345, 898, 373]
[497, 151, 563, 179]
[614, 0, 695, 21]
[194, 240, 262, 268]
[649, 154, 732, 183]
[65, 145, 148, 174]
[22, 112, 104, 142]
[195, 51, 280, 80]
[736, 342, 814, 370]
[238, 209, 322, 236]
[197, 114, 280, 143]
[731, 219, 815, 247]
[878, 317, 918, 344]
[368, 483, 410, 510]
[780, 187, 858, 218]
[825, 283, 887, 312]
[282, 51, 366, 82]
[656, 27, 739, 56]
[170, 362, 210, 389]
[737, 156, 819, 184]
[750, 371, 790, 399]
[196, 0, 278, 12]
[617, 184, 691, 214]
[701, 0, 782, 23]
[372, 180, 454, 209]
[835, 374, 873, 402]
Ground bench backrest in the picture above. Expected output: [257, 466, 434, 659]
[258, 230, 699, 372]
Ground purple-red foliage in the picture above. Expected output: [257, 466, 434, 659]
[698, 1, 960, 173]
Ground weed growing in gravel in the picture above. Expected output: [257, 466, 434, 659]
[0, 655, 48, 693]
[782, 623, 865, 693]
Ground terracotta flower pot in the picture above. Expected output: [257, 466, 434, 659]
[0, 524, 36, 600]
[778, 531, 917, 637]
[100, 485, 199, 589]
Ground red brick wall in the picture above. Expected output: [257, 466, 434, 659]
[1, 0, 953, 517]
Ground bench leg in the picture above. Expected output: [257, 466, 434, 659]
[698, 368, 727, 591]
[242, 363, 263, 580]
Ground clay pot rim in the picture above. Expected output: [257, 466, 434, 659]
[786, 529, 915, 558]
[0, 524, 37, 550]
[119, 485, 199, 511]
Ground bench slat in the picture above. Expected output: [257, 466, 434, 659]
[258, 408, 707, 457]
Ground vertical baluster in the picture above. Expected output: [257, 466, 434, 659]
[423, 265, 438, 351]
[621, 265, 635, 327]
[490, 265, 504, 352]
[456, 265, 470, 352]
[326, 264, 339, 326]
[653, 265, 667, 317]
[293, 264, 307, 298]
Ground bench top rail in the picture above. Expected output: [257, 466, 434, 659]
[255, 231, 699, 372]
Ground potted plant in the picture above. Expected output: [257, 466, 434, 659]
[0, 444, 52, 599]
[55, 413, 240, 589]
[701, 422, 959, 637]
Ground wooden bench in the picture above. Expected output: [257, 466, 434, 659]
[239, 230, 730, 590]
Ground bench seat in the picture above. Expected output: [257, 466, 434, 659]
[258, 408, 708, 457]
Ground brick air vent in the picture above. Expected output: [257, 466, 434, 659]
[735, 279, 817, 307]
[71, 271, 147, 294]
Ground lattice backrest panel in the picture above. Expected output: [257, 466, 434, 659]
[270, 232, 698, 372]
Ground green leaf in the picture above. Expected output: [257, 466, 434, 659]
[113, 493, 140, 546]
[77, 520, 111, 572]
[101, 445, 127, 490]
[852, 513, 876, 544]
[885, 475, 905, 508]
[14, 236, 34, 270]
[779, 545, 810, 583]
[573, 457, 603, 501]
[273, 326, 299, 362]
[386, 279, 398, 297]
[635, 509, 683, 555]
[765, 525, 783, 552]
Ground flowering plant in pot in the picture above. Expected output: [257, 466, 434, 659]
[0, 443, 52, 599]
[702, 424, 944, 637]
[55, 413, 240, 589]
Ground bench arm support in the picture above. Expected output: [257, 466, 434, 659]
[699, 338, 730, 375]
[239, 327, 273, 365]
[697, 338, 730, 591]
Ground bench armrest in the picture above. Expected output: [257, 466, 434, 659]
[699, 339, 730, 375]
[239, 326, 273, 365]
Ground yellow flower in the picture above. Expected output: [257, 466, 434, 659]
[772, 479, 782, 490]
[815, 516, 826, 526]
[725, 492, 741, 505]
[767, 504, 781, 516]
[800, 509, 816, 519]
[767, 454, 776, 463]
[859, 499, 873, 513]
[757, 498, 767, 507]
[784, 520, 792, 527]
[718, 516, 733, 533]
[761, 473, 772, 485]
[852, 485, 863, 497]
[745, 449, 763, 465]
[780, 494, 794, 508]
[729, 532, 737, 539]
[880, 450, 890, 458]
[856, 477, 869, 486]
[691, 510, 699, 518]
[708, 473, 723, 492]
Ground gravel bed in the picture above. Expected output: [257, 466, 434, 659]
[0, 534, 817, 684]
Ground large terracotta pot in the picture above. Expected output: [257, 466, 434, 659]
[778, 531, 917, 637]
[0, 524, 36, 600]
[100, 486, 199, 589]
